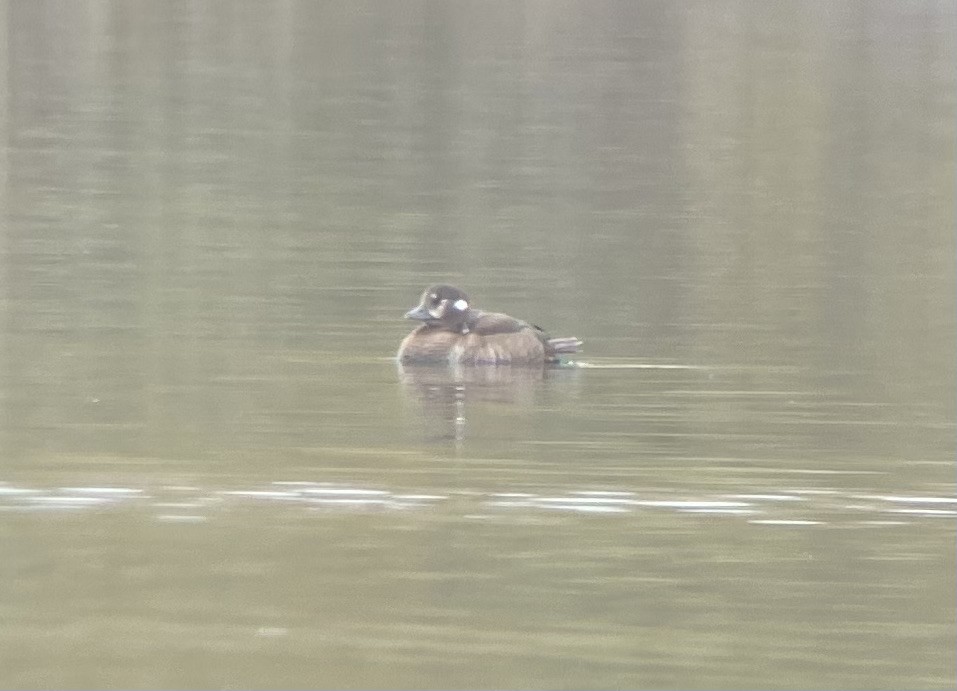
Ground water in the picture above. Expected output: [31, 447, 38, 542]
[0, 1, 954, 689]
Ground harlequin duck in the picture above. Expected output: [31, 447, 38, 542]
[398, 284, 582, 366]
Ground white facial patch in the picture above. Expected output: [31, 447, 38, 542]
[452, 299, 469, 311]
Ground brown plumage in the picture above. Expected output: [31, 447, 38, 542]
[397, 284, 582, 366]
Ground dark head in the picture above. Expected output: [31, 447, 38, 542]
[404, 284, 472, 332]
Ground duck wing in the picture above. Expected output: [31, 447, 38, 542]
[467, 311, 533, 335]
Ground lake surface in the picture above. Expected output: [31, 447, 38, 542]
[0, 1, 954, 689]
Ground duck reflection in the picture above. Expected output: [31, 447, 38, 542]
[397, 363, 580, 444]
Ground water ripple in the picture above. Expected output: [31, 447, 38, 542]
[0, 482, 953, 524]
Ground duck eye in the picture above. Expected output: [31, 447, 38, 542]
[428, 293, 438, 305]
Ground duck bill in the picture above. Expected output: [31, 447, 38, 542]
[404, 305, 432, 321]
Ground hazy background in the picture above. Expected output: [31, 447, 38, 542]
[0, 1, 954, 689]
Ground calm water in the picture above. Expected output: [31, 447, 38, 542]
[1, 1, 954, 689]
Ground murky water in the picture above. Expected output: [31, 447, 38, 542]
[1, 1, 954, 689]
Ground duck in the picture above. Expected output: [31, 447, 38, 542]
[397, 284, 582, 365]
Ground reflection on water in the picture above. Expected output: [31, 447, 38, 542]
[397, 362, 581, 443]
